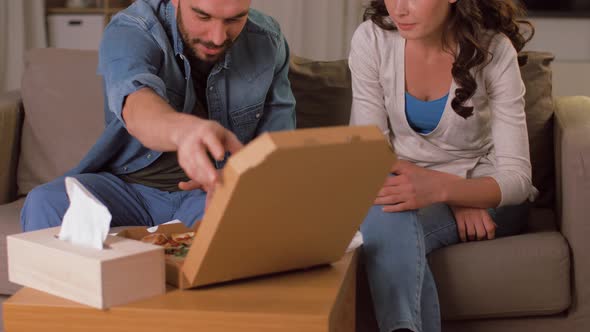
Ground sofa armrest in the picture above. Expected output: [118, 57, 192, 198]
[0, 91, 23, 205]
[554, 95, 590, 314]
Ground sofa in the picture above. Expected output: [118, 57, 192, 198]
[0, 48, 589, 332]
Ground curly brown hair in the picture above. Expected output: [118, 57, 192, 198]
[364, 0, 535, 118]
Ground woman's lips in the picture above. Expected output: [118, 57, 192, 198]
[396, 22, 417, 31]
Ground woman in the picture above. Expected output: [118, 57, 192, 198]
[349, 1, 536, 331]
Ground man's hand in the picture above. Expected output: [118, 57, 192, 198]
[179, 177, 217, 210]
[375, 160, 461, 212]
[450, 206, 497, 242]
[173, 117, 243, 190]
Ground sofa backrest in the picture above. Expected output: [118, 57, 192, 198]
[17, 48, 556, 209]
[17, 48, 104, 196]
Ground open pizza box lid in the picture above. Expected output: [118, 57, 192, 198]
[121, 125, 396, 289]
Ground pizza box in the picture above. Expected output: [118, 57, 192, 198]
[117, 223, 198, 288]
[121, 125, 395, 289]
[6, 227, 166, 309]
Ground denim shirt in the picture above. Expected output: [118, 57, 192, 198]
[67, 0, 295, 176]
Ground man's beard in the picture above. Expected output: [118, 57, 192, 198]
[177, 3, 233, 64]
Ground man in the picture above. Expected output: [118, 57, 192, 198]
[21, 0, 295, 231]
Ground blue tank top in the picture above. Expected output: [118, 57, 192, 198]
[404, 92, 448, 134]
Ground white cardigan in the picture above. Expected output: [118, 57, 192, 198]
[349, 21, 537, 207]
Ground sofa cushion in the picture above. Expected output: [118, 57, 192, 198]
[289, 55, 352, 129]
[429, 231, 570, 320]
[17, 49, 104, 195]
[519, 52, 556, 209]
[0, 198, 25, 295]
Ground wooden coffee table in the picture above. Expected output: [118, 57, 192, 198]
[3, 251, 358, 332]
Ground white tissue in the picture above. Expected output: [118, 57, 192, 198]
[346, 231, 364, 253]
[146, 219, 182, 233]
[58, 177, 111, 250]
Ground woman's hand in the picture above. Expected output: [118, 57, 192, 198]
[450, 206, 497, 242]
[375, 160, 460, 212]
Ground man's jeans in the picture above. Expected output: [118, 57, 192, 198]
[21, 172, 207, 232]
[360, 202, 529, 332]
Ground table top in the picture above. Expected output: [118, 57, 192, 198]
[3, 251, 358, 332]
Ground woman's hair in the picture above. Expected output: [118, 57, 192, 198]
[364, 0, 535, 118]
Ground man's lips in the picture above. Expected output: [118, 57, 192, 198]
[197, 43, 224, 55]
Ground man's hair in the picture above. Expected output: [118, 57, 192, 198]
[364, 0, 535, 118]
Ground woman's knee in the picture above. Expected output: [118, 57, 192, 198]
[360, 206, 420, 248]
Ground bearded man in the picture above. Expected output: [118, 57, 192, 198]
[21, 0, 295, 231]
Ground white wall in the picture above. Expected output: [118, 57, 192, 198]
[0, 0, 47, 92]
[251, 0, 365, 61]
[526, 17, 590, 97]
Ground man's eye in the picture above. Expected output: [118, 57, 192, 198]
[198, 15, 211, 21]
[225, 18, 240, 24]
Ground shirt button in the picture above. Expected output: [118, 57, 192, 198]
[147, 153, 152, 159]
[255, 113, 261, 119]
[209, 86, 214, 91]
[123, 166, 128, 171]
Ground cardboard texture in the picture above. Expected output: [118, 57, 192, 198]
[120, 126, 394, 289]
[7, 226, 166, 309]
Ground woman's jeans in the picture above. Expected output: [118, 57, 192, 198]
[360, 202, 529, 332]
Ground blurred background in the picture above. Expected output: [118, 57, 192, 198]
[0, 0, 589, 95]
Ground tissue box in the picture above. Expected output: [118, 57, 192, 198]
[7, 227, 166, 309]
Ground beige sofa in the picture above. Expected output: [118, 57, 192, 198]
[0, 48, 589, 332]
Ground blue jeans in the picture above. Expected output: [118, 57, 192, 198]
[21, 172, 207, 232]
[360, 203, 528, 332]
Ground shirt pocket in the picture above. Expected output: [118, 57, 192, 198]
[230, 100, 264, 142]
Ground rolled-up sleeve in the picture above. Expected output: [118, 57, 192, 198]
[486, 36, 537, 206]
[98, 19, 167, 126]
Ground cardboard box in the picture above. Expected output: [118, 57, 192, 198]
[117, 223, 197, 288]
[7, 227, 166, 309]
[122, 125, 395, 289]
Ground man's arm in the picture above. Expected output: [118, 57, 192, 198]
[124, 88, 242, 185]
[255, 31, 296, 134]
[99, 21, 241, 186]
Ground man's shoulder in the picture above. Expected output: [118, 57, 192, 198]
[107, 0, 163, 33]
[244, 9, 283, 40]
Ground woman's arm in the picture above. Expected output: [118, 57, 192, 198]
[482, 35, 534, 207]
[349, 22, 389, 134]
[440, 36, 532, 208]
[376, 161, 501, 211]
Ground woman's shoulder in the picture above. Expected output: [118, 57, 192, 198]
[476, 32, 519, 81]
[486, 32, 519, 64]
[351, 20, 401, 51]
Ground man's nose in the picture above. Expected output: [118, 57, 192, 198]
[208, 21, 228, 47]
